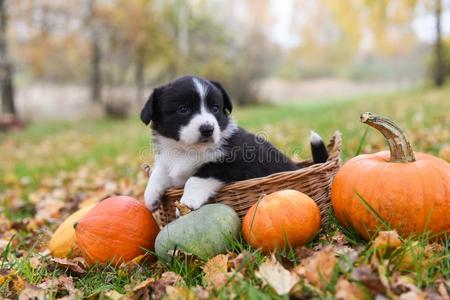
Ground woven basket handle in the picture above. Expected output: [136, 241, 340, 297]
[326, 131, 342, 161]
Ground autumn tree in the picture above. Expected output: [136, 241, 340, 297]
[434, 0, 444, 86]
[85, 0, 103, 103]
[0, 0, 15, 116]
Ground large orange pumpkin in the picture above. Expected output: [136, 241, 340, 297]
[242, 190, 321, 252]
[332, 112, 450, 240]
[75, 196, 160, 264]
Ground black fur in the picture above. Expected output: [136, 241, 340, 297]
[194, 127, 298, 183]
[311, 140, 329, 163]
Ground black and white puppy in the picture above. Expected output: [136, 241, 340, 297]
[140, 75, 328, 212]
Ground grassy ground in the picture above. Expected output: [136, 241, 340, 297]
[0, 87, 449, 299]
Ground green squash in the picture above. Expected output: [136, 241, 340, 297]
[155, 204, 240, 261]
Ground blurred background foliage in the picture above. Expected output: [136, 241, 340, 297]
[0, 0, 449, 121]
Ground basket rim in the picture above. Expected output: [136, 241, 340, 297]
[164, 131, 342, 197]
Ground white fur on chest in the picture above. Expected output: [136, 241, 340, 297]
[154, 134, 224, 187]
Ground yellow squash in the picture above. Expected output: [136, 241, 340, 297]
[49, 202, 97, 258]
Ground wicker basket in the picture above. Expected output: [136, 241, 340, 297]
[157, 131, 342, 226]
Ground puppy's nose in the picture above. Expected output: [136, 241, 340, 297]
[199, 124, 214, 137]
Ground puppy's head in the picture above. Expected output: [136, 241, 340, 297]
[140, 76, 233, 145]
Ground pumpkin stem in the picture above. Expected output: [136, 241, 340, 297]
[360, 112, 415, 163]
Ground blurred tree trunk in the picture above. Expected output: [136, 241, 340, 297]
[0, 0, 16, 115]
[90, 34, 102, 103]
[434, 0, 444, 86]
[135, 48, 145, 104]
[86, 0, 102, 103]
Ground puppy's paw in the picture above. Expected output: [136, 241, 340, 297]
[180, 194, 206, 211]
[144, 188, 163, 212]
[145, 198, 161, 212]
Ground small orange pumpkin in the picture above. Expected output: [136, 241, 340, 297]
[75, 196, 160, 264]
[242, 190, 321, 252]
[332, 112, 450, 240]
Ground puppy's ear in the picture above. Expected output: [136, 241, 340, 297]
[209, 80, 232, 113]
[140, 87, 161, 125]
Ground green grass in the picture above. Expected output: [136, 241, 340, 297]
[1, 86, 449, 298]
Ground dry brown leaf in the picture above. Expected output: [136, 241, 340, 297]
[351, 266, 386, 295]
[255, 254, 299, 295]
[131, 272, 184, 300]
[192, 285, 210, 300]
[29, 256, 41, 269]
[151, 272, 184, 300]
[229, 250, 253, 274]
[55, 275, 83, 299]
[395, 242, 442, 272]
[51, 257, 87, 274]
[398, 290, 426, 300]
[335, 277, 367, 300]
[159, 271, 184, 287]
[13, 275, 26, 293]
[0, 215, 12, 232]
[18, 283, 47, 300]
[203, 254, 230, 289]
[34, 195, 66, 225]
[371, 230, 402, 258]
[294, 246, 315, 261]
[294, 246, 336, 289]
[0, 269, 15, 286]
[438, 282, 450, 300]
[165, 286, 197, 300]
[104, 290, 126, 300]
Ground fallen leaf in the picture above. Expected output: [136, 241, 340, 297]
[34, 195, 66, 225]
[29, 256, 41, 269]
[255, 254, 299, 295]
[51, 257, 87, 274]
[13, 275, 26, 293]
[371, 231, 402, 257]
[335, 277, 367, 300]
[132, 277, 155, 292]
[438, 282, 450, 300]
[398, 290, 426, 300]
[391, 274, 416, 295]
[104, 290, 126, 300]
[165, 286, 197, 300]
[192, 285, 210, 300]
[55, 275, 83, 299]
[159, 271, 184, 287]
[351, 266, 386, 295]
[294, 246, 315, 261]
[0, 269, 15, 286]
[203, 254, 230, 289]
[131, 272, 184, 300]
[294, 246, 336, 289]
[18, 283, 46, 300]
[395, 242, 442, 272]
[229, 250, 254, 275]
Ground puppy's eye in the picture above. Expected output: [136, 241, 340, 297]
[211, 104, 220, 113]
[177, 104, 190, 114]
